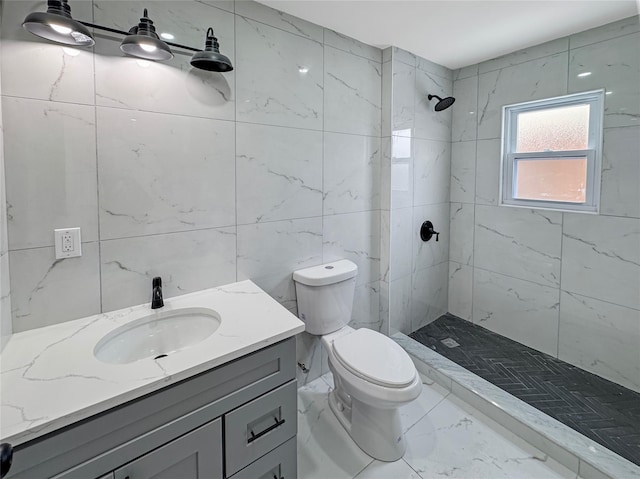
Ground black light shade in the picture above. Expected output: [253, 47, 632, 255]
[119, 9, 173, 61]
[22, 0, 94, 47]
[190, 28, 233, 72]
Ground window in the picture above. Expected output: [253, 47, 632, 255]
[501, 90, 604, 213]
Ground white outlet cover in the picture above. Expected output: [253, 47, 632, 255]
[54, 227, 82, 259]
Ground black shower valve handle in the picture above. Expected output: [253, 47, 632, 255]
[420, 220, 440, 242]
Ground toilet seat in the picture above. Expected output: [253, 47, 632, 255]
[332, 329, 416, 388]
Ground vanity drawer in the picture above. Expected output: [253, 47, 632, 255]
[229, 437, 296, 479]
[225, 380, 297, 476]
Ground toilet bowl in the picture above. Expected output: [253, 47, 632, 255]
[293, 260, 421, 461]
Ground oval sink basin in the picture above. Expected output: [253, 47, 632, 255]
[94, 307, 221, 364]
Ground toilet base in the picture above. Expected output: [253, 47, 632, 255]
[328, 388, 406, 462]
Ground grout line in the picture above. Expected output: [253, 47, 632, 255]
[402, 458, 424, 478]
[90, 0, 103, 315]
[470, 70, 480, 325]
[352, 459, 376, 479]
[556, 212, 565, 358]
[321, 29, 325, 265]
[234, 7, 238, 284]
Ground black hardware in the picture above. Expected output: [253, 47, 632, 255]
[151, 276, 164, 309]
[420, 220, 440, 242]
[248, 417, 286, 444]
[297, 362, 309, 373]
[0, 443, 13, 479]
[78, 20, 201, 52]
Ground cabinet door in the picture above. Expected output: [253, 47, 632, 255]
[229, 437, 296, 479]
[113, 419, 222, 479]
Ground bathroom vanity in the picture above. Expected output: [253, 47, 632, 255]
[0, 281, 305, 479]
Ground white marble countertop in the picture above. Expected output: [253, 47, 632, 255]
[0, 280, 305, 446]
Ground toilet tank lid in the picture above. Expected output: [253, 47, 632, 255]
[293, 260, 357, 286]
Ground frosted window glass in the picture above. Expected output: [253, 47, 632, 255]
[514, 158, 587, 203]
[516, 104, 589, 153]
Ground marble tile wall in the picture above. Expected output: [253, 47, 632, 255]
[0, 43, 12, 351]
[385, 48, 452, 336]
[448, 16, 640, 392]
[0, 0, 383, 384]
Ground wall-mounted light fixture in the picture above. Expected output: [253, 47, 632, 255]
[22, 0, 233, 72]
[190, 28, 233, 72]
[120, 9, 173, 61]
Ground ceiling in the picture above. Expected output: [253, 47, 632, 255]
[257, 0, 639, 69]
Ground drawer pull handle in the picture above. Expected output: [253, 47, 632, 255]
[248, 417, 286, 443]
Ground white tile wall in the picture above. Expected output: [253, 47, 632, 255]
[449, 18, 640, 392]
[324, 46, 382, 137]
[387, 49, 453, 336]
[236, 15, 322, 129]
[3, 97, 98, 250]
[1, 0, 383, 386]
[0, 70, 12, 350]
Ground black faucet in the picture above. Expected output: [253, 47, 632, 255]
[151, 276, 164, 309]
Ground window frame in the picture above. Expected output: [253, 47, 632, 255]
[500, 90, 605, 213]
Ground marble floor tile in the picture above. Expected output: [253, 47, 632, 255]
[398, 376, 450, 433]
[353, 459, 421, 479]
[403, 396, 578, 478]
[297, 377, 373, 479]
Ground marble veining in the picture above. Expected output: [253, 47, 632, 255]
[323, 211, 381, 287]
[394, 333, 640, 479]
[235, 0, 323, 42]
[448, 262, 473, 321]
[477, 53, 568, 140]
[10, 244, 101, 333]
[1, 1, 95, 105]
[411, 261, 448, 332]
[474, 205, 563, 288]
[324, 28, 382, 63]
[236, 122, 323, 224]
[323, 132, 381, 215]
[451, 77, 478, 142]
[561, 214, 640, 311]
[1, 280, 305, 446]
[449, 202, 474, 266]
[569, 32, 640, 129]
[324, 46, 382, 137]
[236, 16, 323, 130]
[100, 227, 237, 312]
[414, 68, 453, 142]
[392, 59, 416, 133]
[413, 139, 451, 206]
[298, 373, 580, 479]
[472, 268, 560, 356]
[237, 217, 322, 311]
[559, 291, 640, 393]
[3, 97, 98, 250]
[600, 126, 640, 218]
[97, 108, 235, 239]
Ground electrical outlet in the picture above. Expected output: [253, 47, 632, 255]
[54, 228, 82, 259]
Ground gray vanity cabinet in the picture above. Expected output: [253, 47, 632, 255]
[113, 419, 223, 479]
[6, 338, 297, 479]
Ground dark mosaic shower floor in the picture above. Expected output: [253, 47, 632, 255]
[409, 314, 640, 466]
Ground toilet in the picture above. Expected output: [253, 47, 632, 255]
[293, 259, 421, 462]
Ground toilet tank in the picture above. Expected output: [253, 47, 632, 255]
[292, 260, 358, 335]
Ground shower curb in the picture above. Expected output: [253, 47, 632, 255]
[392, 332, 640, 479]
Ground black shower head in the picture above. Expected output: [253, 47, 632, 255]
[428, 94, 456, 111]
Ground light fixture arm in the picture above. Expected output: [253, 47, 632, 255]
[77, 21, 200, 53]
